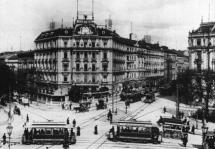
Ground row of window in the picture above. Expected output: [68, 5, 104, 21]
[75, 63, 108, 71]
[36, 39, 110, 49]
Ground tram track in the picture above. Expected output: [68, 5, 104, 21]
[128, 100, 159, 120]
[34, 144, 55, 149]
[79, 110, 108, 128]
[20, 105, 50, 121]
[85, 133, 107, 149]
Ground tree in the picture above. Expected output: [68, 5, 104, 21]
[168, 69, 196, 104]
[0, 62, 15, 102]
[68, 85, 82, 102]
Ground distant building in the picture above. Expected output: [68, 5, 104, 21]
[144, 35, 152, 44]
[162, 46, 177, 82]
[175, 51, 189, 74]
[0, 51, 20, 71]
[17, 51, 35, 99]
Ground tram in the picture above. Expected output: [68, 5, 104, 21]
[158, 117, 187, 139]
[22, 121, 76, 145]
[203, 131, 215, 149]
[144, 92, 155, 103]
[107, 120, 162, 144]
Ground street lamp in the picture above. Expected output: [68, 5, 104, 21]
[6, 123, 13, 149]
[202, 126, 208, 147]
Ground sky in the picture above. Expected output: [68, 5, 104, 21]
[0, 0, 213, 52]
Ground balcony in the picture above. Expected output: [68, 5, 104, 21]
[102, 58, 109, 63]
[75, 58, 80, 62]
[62, 58, 69, 62]
[91, 58, 97, 62]
[83, 58, 88, 62]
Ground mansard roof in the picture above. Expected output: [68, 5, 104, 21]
[113, 36, 137, 46]
[17, 51, 34, 58]
[35, 28, 74, 41]
[190, 22, 215, 34]
[138, 40, 161, 51]
[35, 27, 120, 41]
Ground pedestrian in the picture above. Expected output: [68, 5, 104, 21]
[2, 133, 6, 145]
[26, 114, 29, 122]
[62, 103, 65, 110]
[107, 110, 111, 120]
[183, 117, 187, 124]
[187, 121, 190, 126]
[67, 117, 70, 124]
[94, 125, 98, 135]
[181, 112, 184, 119]
[77, 126, 80, 136]
[73, 119, 76, 127]
[182, 134, 188, 147]
[70, 128, 74, 136]
[110, 113, 113, 123]
[163, 106, 166, 113]
[69, 103, 72, 111]
[191, 125, 195, 134]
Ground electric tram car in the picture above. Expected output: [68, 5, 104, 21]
[203, 131, 215, 149]
[158, 117, 187, 139]
[22, 121, 76, 145]
[107, 120, 162, 144]
[144, 92, 155, 103]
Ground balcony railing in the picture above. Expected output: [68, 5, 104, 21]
[62, 58, 69, 62]
[102, 58, 109, 63]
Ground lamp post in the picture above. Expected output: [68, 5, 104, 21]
[202, 126, 208, 147]
[6, 123, 13, 149]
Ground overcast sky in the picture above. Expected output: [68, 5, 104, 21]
[0, 0, 213, 52]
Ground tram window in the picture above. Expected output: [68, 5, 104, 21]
[45, 129, 52, 135]
[139, 127, 150, 133]
[53, 129, 60, 135]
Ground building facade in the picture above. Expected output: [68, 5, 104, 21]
[188, 22, 215, 71]
[30, 15, 168, 103]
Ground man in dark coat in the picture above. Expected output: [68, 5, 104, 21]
[191, 125, 195, 134]
[2, 133, 6, 145]
[73, 119, 76, 127]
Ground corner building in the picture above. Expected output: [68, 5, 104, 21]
[34, 16, 146, 103]
[188, 22, 215, 71]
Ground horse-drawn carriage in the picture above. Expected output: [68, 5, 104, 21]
[96, 99, 107, 110]
[74, 101, 91, 112]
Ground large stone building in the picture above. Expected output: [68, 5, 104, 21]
[15, 13, 193, 104]
[188, 22, 215, 71]
[16, 14, 165, 103]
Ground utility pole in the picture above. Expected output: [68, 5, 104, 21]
[176, 84, 179, 118]
[112, 73, 114, 113]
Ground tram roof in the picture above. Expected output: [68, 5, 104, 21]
[162, 118, 183, 124]
[26, 121, 68, 128]
[112, 120, 154, 127]
[206, 131, 215, 137]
